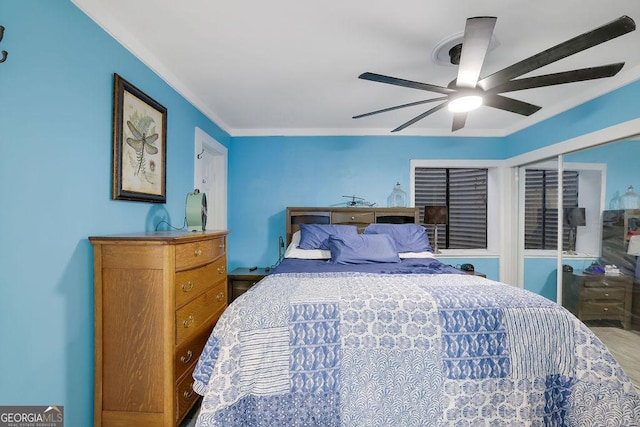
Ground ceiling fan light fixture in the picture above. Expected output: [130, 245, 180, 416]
[448, 94, 483, 112]
[357, 15, 635, 132]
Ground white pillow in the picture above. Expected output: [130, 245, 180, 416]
[398, 251, 435, 258]
[284, 231, 331, 259]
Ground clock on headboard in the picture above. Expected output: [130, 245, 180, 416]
[285, 206, 420, 245]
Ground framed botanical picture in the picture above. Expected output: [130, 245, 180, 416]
[112, 73, 167, 203]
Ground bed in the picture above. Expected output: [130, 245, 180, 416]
[192, 207, 640, 426]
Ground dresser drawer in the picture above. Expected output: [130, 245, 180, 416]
[332, 211, 375, 225]
[582, 300, 625, 316]
[175, 237, 225, 270]
[174, 325, 212, 381]
[176, 367, 199, 423]
[175, 256, 227, 308]
[584, 277, 628, 288]
[175, 281, 226, 345]
[582, 287, 626, 302]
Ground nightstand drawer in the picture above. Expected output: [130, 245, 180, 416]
[175, 256, 227, 308]
[582, 300, 625, 316]
[584, 276, 629, 288]
[232, 279, 261, 300]
[583, 287, 626, 301]
[228, 267, 270, 304]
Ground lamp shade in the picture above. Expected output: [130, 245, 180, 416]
[627, 235, 640, 256]
[424, 205, 448, 225]
[564, 207, 586, 227]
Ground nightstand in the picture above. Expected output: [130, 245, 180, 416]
[462, 270, 487, 278]
[633, 278, 640, 330]
[562, 272, 633, 329]
[228, 267, 269, 304]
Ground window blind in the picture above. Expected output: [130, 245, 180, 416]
[415, 168, 488, 249]
[524, 169, 579, 250]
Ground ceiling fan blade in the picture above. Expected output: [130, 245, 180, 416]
[391, 102, 448, 132]
[452, 113, 468, 132]
[490, 63, 625, 93]
[359, 72, 454, 95]
[456, 16, 497, 88]
[483, 94, 541, 116]
[353, 97, 448, 119]
[478, 15, 635, 91]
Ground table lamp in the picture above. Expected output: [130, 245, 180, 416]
[564, 207, 586, 255]
[627, 235, 640, 279]
[424, 205, 448, 254]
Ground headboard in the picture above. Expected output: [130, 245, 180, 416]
[285, 206, 420, 245]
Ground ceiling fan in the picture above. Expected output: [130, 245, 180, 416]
[353, 15, 636, 132]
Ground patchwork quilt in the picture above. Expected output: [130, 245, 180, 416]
[193, 272, 640, 426]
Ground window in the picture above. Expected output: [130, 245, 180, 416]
[414, 167, 488, 249]
[524, 169, 579, 250]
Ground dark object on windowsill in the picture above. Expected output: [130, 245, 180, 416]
[460, 263, 474, 272]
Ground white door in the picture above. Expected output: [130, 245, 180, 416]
[194, 127, 227, 230]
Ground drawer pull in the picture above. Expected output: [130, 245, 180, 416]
[217, 292, 225, 302]
[194, 248, 203, 257]
[183, 388, 194, 399]
[351, 216, 355, 220]
[181, 281, 194, 292]
[217, 265, 226, 274]
[604, 293, 610, 297]
[180, 350, 193, 364]
[183, 315, 194, 328]
[603, 307, 609, 312]
[219, 243, 225, 249]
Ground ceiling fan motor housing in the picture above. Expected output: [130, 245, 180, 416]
[448, 44, 462, 65]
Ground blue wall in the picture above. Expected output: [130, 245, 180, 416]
[0, 2, 229, 425]
[503, 81, 640, 158]
[2, 1, 640, 426]
[566, 139, 640, 208]
[227, 135, 505, 270]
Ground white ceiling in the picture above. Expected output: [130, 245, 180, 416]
[72, 0, 640, 137]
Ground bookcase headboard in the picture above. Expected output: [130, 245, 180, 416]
[285, 206, 420, 245]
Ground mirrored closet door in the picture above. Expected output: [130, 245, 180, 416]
[512, 126, 640, 390]
[559, 138, 640, 389]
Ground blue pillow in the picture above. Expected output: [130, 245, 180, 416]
[327, 234, 401, 264]
[363, 223, 433, 253]
[298, 224, 358, 250]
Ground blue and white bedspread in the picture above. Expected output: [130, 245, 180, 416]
[193, 272, 640, 426]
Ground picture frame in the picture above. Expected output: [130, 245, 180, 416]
[112, 73, 167, 203]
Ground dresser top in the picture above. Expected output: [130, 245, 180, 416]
[89, 229, 228, 244]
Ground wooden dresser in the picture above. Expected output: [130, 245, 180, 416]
[562, 272, 633, 330]
[89, 230, 229, 427]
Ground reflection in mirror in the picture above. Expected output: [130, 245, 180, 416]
[561, 138, 640, 390]
[518, 156, 604, 301]
[519, 158, 561, 301]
